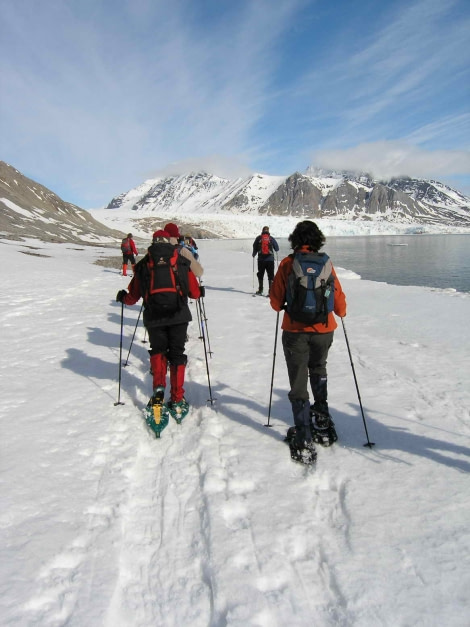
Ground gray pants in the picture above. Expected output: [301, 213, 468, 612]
[282, 331, 333, 402]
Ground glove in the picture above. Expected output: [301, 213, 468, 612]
[199, 285, 205, 298]
[116, 289, 127, 303]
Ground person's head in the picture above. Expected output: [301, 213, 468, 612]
[164, 223, 180, 239]
[288, 220, 325, 252]
[127, 233, 133, 238]
[262, 226, 270, 234]
[152, 229, 170, 243]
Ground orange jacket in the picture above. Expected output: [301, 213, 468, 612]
[269, 247, 347, 333]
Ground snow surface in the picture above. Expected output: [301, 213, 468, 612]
[1, 236, 470, 627]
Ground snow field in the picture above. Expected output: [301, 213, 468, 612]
[0, 238, 469, 627]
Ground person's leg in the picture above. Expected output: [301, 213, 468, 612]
[308, 332, 333, 417]
[167, 323, 189, 402]
[282, 331, 312, 443]
[147, 326, 169, 395]
[266, 260, 275, 292]
[256, 258, 265, 293]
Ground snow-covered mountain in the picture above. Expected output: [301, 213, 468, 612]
[105, 168, 470, 229]
[0, 161, 122, 245]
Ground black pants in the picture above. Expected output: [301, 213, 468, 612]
[282, 331, 333, 402]
[147, 323, 188, 366]
[122, 254, 136, 266]
[257, 258, 275, 284]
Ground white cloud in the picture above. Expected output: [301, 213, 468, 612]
[311, 141, 470, 181]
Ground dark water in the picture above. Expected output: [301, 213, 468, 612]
[216, 234, 470, 293]
[276, 234, 470, 293]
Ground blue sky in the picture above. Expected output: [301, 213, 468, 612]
[1, 0, 469, 208]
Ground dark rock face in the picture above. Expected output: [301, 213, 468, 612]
[259, 173, 322, 218]
[0, 161, 123, 244]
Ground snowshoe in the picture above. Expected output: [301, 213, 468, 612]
[145, 387, 169, 438]
[284, 427, 317, 465]
[167, 398, 190, 424]
[310, 408, 338, 447]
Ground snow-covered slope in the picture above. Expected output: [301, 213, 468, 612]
[101, 168, 470, 235]
[0, 161, 122, 245]
[108, 172, 288, 216]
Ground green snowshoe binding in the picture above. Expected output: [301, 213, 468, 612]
[167, 398, 190, 424]
[145, 387, 170, 438]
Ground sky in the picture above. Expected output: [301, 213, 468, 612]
[1, 235, 469, 626]
[1, 0, 469, 208]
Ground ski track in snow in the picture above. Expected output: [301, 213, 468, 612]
[1, 241, 470, 627]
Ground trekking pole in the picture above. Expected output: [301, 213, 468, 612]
[123, 301, 143, 367]
[142, 328, 148, 344]
[197, 298, 215, 405]
[199, 280, 213, 357]
[341, 318, 375, 448]
[252, 257, 255, 293]
[114, 302, 125, 406]
[265, 311, 280, 427]
[195, 295, 203, 339]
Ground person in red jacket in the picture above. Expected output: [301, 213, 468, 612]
[116, 230, 201, 423]
[120, 233, 138, 276]
[269, 220, 347, 462]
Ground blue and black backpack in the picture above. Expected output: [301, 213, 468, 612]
[286, 252, 335, 326]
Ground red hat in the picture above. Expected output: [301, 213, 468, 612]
[152, 229, 170, 241]
[164, 222, 180, 238]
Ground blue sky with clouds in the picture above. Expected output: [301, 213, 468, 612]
[1, 0, 469, 208]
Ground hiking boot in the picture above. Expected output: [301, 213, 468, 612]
[284, 426, 297, 443]
[151, 386, 165, 405]
[310, 410, 338, 447]
[289, 438, 317, 465]
[284, 427, 317, 465]
[167, 398, 190, 423]
[255, 289, 263, 295]
[311, 400, 329, 419]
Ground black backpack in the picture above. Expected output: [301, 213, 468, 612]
[286, 252, 335, 326]
[139, 243, 190, 318]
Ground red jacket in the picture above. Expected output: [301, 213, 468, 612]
[269, 246, 347, 333]
[122, 237, 138, 256]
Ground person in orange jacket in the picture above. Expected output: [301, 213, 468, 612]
[269, 220, 347, 462]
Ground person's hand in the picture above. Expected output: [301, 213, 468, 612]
[116, 290, 127, 303]
[199, 285, 205, 298]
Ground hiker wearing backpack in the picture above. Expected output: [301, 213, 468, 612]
[120, 233, 138, 276]
[164, 223, 203, 278]
[183, 234, 199, 260]
[252, 226, 279, 295]
[269, 220, 347, 465]
[116, 230, 202, 427]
